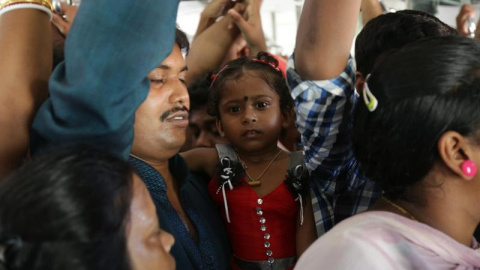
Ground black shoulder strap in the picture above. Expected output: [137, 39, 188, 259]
[215, 144, 238, 163]
[288, 151, 305, 171]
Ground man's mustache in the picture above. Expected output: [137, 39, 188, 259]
[160, 106, 189, 121]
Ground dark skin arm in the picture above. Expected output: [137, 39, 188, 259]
[181, 147, 219, 177]
[296, 195, 317, 256]
[0, 9, 52, 179]
[361, 0, 383, 26]
[186, 2, 246, 85]
[193, 0, 233, 39]
[295, 0, 361, 80]
[227, 0, 267, 57]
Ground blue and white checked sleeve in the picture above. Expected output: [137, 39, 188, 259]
[286, 55, 381, 236]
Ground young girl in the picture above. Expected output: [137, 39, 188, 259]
[183, 52, 317, 270]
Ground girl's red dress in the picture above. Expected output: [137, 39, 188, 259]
[208, 177, 298, 270]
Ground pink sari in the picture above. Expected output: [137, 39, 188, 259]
[295, 211, 480, 270]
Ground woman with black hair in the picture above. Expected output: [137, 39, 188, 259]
[0, 148, 175, 270]
[295, 35, 480, 269]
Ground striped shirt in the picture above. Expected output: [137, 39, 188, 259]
[286, 55, 382, 236]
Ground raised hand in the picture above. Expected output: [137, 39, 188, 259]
[202, 0, 233, 21]
[456, 4, 476, 37]
[227, 0, 267, 57]
[194, 0, 243, 39]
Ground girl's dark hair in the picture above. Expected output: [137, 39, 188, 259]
[207, 51, 293, 118]
[0, 147, 134, 270]
[353, 35, 480, 201]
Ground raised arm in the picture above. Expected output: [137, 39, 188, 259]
[186, 3, 245, 85]
[361, 0, 384, 26]
[294, 0, 361, 80]
[0, 9, 52, 179]
[193, 0, 232, 39]
[288, 0, 365, 235]
[227, 0, 267, 58]
[291, 0, 361, 172]
[30, 0, 180, 159]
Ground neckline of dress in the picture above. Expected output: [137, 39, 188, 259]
[244, 178, 288, 199]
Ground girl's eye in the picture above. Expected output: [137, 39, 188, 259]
[256, 102, 268, 108]
[229, 106, 241, 113]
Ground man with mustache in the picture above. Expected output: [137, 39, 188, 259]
[30, 0, 231, 268]
[127, 29, 231, 270]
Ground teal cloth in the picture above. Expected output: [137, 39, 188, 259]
[31, 0, 179, 159]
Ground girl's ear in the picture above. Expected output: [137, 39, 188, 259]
[438, 131, 476, 180]
[281, 108, 294, 129]
[216, 118, 225, 137]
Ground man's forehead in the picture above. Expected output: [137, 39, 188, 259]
[155, 45, 187, 72]
[155, 63, 188, 72]
[154, 64, 188, 72]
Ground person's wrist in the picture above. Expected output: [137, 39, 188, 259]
[0, 0, 53, 19]
[200, 10, 219, 22]
[1, 0, 53, 10]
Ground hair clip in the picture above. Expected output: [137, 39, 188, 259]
[252, 58, 281, 72]
[210, 64, 229, 87]
[0, 235, 23, 265]
[362, 74, 378, 112]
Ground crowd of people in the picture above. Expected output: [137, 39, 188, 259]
[1, 0, 480, 269]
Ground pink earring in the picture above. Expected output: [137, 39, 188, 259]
[461, 160, 477, 177]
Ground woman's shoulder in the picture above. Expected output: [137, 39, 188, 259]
[295, 212, 412, 270]
[296, 211, 480, 270]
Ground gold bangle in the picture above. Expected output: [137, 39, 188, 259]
[0, 0, 52, 11]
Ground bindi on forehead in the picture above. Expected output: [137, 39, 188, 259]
[243, 96, 248, 102]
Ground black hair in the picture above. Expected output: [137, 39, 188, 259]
[353, 35, 480, 201]
[207, 51, 293, 118]
[175, 27, 189, 53]
[355, 10, 457, 76]
[0, 147, 134, 270]
[188, 75, 210, 111]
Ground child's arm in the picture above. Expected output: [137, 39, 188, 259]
[296, 195, 317, 256]
[288, 0, 367, 236]
[181, 148, 219, 177]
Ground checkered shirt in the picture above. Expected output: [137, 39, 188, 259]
[286, 55, 383, 236]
